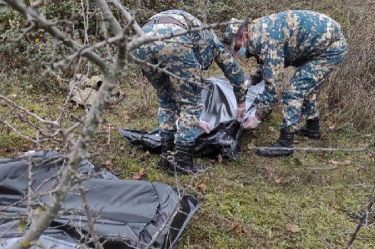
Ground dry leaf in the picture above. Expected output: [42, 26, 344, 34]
[140, 151, 151, 162]
[228, 222, 240, 233]
[328, 124, 336, 131]
[275, 177, 283, 183]
[329, 160, 351, 165]
[268, 126, 275, 132]
[104, 159, 113, 169]
[197, 182, 207, 191]
[132, 168, 147, 180]
[132, 174, 141, 180]
[286, 223, 300, 233]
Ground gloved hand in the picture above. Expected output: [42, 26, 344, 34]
[236, 102, 246, 122]
[199, 120, 212, 134]
[242, 113, 262, 129]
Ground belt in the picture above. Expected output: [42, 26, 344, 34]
[142, 16, 187, 30]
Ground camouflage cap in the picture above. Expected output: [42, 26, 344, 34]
[223, 18, 242, 45]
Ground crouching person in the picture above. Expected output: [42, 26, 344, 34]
[223, 10, 347, 157]
[133, 10, 248, 174]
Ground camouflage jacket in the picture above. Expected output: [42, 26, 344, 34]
[247, 10, 344, 118]
[143, 10, 247, 103]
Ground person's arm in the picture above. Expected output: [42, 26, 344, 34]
[211, 33, 247, 105]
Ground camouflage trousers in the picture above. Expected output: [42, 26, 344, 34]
[133, 36, 204, 145]
[282, 36, 347, 130]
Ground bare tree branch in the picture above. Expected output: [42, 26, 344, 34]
[79, 183, 105, 249]
[0, 94, 59, 126]
[246, 146, 368, 153]
[96, 0, 122, 35]
[111, 0, 144, 35]
[130, 54, 211, 91]
[347, 197, 374, 248]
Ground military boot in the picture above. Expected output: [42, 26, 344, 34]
[257, 128, 294, 157]
[296, 117, 321, 139]
[168, 142, 204, 175]
[158, 137, 174, 170]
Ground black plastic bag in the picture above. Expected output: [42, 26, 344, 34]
[119, 77, 264, 161]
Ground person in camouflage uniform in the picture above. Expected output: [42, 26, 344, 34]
[133, 10, 248, 174]
[223, 10, 347, 157]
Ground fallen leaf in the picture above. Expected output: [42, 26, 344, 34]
[132, 173, 142, 180]
[228, 222, 240, 233]
[197, 182, 207, 191]
[104, 159, 113, 169]
[329, 160, 351, 165]
[275, 177, 283, 183]
[140, 151, 151, 162]
[268, 126, 275, 132]
[286, 223, 300, 233]
[328, 124, 336, 131]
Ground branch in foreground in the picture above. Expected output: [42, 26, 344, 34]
[246, 146, 368, 152]
[346, 198, 374, 248]
[0, 94, 59, 127]
[79, 183, 105, 249]
[130, 55, 211, 92]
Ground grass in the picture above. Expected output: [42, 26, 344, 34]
[1, 70, 374, 249]
[1, 1, 375, 248]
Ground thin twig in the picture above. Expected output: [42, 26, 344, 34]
[246, 146, 368, 152]
[346, 199, 374, 248]
[79, 183, 105, 249]
[0, 94, 59, 126]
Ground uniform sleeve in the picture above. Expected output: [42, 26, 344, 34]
[211, 33, 247, 104]
[255, 48, 285, 119]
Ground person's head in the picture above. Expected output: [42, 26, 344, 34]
[223, 19, 249, 57]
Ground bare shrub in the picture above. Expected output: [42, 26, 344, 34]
[321, 11, 375, 132]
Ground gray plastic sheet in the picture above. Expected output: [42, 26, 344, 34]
[0, 151, 198, 249]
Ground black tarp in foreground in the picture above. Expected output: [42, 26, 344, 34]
[0, 151, 198, 249]
[119, 77, 265, 160]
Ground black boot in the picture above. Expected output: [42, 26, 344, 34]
[296, 117, 321, 139]
[159, 137, 174, 170]
[169, 142, 204, 175]
[257, 128, 294, 157]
